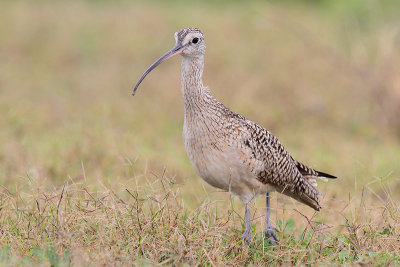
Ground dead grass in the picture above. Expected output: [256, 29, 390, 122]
[0, 0, 400, 265]
[0, 172, 399, 265]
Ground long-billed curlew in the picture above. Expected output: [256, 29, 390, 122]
[132, 28, 336, 245]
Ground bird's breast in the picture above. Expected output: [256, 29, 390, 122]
[182, 117, 269, 197]
[183, 118, 227, 188]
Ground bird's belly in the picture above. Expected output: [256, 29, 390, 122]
[186, 144, 236, 191]
[183, 129, 274, 202]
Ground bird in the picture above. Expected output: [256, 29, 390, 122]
[132, 27, 336, 246]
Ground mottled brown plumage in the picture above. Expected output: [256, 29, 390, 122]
[133, 27, 337, 245]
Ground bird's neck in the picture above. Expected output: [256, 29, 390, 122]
[181, 55, 207, 105]
[180, 55, 224, 126]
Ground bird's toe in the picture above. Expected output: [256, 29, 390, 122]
[241, 229, 252, 246]
[265, 228, 279, 246]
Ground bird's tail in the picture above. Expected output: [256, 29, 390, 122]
[295, 160, 337, 185]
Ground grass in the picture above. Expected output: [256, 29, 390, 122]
[0, 174, 399, 265]
[1, 0, 400, 265]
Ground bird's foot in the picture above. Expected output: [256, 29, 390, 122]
[241, 228, 252, 246]
[265, 226, 279, 246]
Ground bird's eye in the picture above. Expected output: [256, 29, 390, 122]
[192, 37, 199, 44]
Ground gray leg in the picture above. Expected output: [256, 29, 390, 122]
[241, 204, 252, 245]
[265, 192, 279, 245]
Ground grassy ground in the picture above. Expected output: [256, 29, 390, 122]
[1, 0, 400, 265]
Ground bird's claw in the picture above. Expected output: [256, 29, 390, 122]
[265, 226, 279, 246]
[241, 229, 252, 246]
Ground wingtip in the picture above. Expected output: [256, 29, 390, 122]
[316, 171, 337, 179]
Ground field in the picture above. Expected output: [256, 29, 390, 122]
[1, 0, 400, 265]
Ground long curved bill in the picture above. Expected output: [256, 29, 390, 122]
[132, 43, 185, 95]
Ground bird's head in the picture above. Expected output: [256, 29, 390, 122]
[175, 27, 205, 57]
[132, 28, 205, 95]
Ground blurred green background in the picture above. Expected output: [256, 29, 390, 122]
[1, 0, 400, 207]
